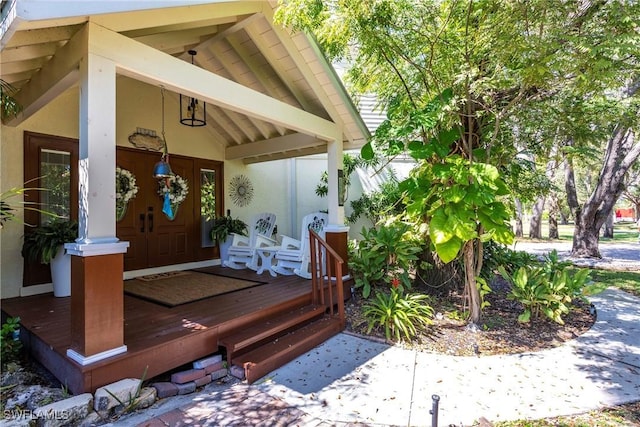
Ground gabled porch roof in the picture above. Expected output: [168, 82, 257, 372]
[0, 0, 369, 163]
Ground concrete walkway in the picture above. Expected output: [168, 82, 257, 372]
[514, 240, 640, 271]
[122, 285, 640, 427]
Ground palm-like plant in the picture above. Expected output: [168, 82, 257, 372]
[1, 79, 22, 120]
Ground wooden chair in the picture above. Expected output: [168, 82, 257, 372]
[223, 212, 277, 270]
[271, 212, 328, 279]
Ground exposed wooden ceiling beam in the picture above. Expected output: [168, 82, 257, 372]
[242, 146, 327, 164]
[226, 132, 323, 160]
[259, 8, 345, 128]
[9, 23, 86, 125]
[88, 22, 340, 142]
[243, 23, 315, 115]
[0, 41, 61, 62]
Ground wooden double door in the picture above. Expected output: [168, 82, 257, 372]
[116, 147, 222, 271]
[23, 135, 223, 286]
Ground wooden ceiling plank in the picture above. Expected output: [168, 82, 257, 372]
[258, 9, 344, 128]
[5, 25, 81, 48]
[244, 24, 315, 113]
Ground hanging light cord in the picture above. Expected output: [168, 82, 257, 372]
[161, 87, 168, 156]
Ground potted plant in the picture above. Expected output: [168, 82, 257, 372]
[210, 215, 247, 266]
[21, 219, 78, 297]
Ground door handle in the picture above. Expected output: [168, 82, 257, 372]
[148, 212, 154, 232]
[139, 214, 145, 233]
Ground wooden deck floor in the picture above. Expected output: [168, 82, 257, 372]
[1, 267, 320, 394]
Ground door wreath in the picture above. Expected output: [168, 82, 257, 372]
[157, 174, 189, 220]
[115, 167, 139, 221]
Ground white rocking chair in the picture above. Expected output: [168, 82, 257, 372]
[271, 212, 328, 279]
[223, 212, 277, 270]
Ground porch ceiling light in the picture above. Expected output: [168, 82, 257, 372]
[179, 50, 206, 127]
[153, 87, 173, 179]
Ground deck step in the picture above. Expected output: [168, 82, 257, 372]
[220, 304, 326, 361]
[232, 316, 343, 384]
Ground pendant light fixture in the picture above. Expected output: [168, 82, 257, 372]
[180, 50, 206, 127]
[152, 87, 173, 178]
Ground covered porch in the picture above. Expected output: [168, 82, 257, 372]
[1, 0, 367, 391]
[2, 258, 351, 394]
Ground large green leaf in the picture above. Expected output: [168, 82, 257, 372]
[429, 208, 453, 244]
[361, 142, 374, 160]
[434, 236, 462, 263]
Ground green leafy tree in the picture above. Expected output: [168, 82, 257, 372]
[276, 0, 640, 322]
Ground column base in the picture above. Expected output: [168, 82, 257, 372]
[67, 345, 128, 366]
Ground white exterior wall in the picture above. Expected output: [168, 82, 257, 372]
[1, 76, 370, 298]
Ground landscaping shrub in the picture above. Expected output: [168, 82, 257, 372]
[349, 218, 422, 298]
[363, 284, 434, 341]
[1, 317, 22, 368]
[499, 251, 591, 324]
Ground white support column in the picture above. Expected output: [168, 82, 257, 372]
[325, 130, 350, 275]
[326, 130, 344, 226]
[65, 42, 128, 365]
[76, 51, 118, 244]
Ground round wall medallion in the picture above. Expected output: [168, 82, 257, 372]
[229, 174, 254, 207]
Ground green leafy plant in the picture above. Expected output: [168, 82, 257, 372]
[21, 219, 78, 264]
[499, 253, 591, 324]
[1, 184, 61, 229]
[1, 78, 22, 120]
[347, 179, 405, 225]
[209, 215, 247, 243]
[349, 219, 422, 298]
[363, 287, 434, 341]
[480, 241, 539, 279]
[1, 317, 22, 368]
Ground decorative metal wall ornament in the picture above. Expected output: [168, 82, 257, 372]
[229, 174, 254, 207]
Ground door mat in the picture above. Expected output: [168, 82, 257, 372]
[124, 271, 266, 307]
[137, 271, 191, 282]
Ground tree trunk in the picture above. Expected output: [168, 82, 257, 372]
[602, 211, 614, 238]
[514, 198, 523, 238]
[569, 121, 640, 257]
[464, 240, 481, 325]
[529, 196, 545, 239]
[572, 217, 602, 257]
[530, 158, 557, 239]
[548, 194, 559, 239]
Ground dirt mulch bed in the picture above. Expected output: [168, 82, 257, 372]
[344, 278, 596, 356]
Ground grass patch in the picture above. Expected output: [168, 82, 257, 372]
[586, 269, 640, 297]
[515, 221, 639, 243]
[493, 401, 640, 426]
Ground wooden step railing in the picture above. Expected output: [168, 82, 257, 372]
[309, 228, 345, 327]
